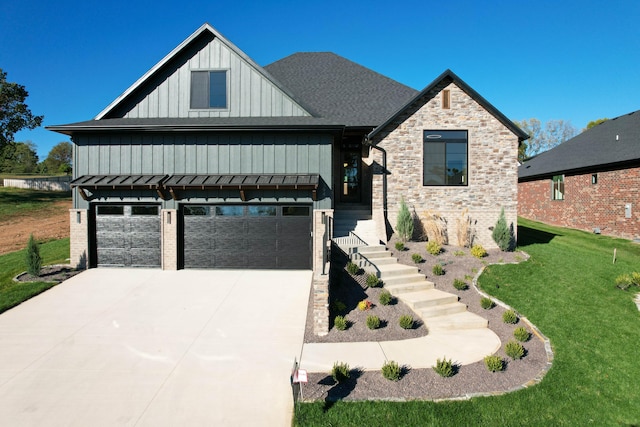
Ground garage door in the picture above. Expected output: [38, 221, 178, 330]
[182, 205, 311, 269]
[94, 205, 161, 267]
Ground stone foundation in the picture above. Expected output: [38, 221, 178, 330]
[69, 209, 88, 269]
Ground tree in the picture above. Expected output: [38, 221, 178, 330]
[492, 207, 515, 251]
[0, 141, 39, 173]
[25, 234, 42, 277]
[40, 141, 72, 174]
[586, 118, 608, 130]
[396, 198, 414, 242]
[0, 69, 43, 150]
[515, 118, 577, 161]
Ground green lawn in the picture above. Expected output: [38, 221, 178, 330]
[294, 218, 640, 426]
[0, 238, 70, 314]
[0, 186, 71, 220]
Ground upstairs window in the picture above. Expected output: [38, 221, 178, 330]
[190, 70, 227, 109]
[552, 175, 565, 200]
[423, 130, 468, 186]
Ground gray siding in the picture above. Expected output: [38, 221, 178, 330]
[72, 132, 333, 210]
[113, 35, 309, 119]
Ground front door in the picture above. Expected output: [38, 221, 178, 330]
[340, 143, 361, 203]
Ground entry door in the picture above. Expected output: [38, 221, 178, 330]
[340, 143, 361, 203]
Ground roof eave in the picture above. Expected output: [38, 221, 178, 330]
[46, 123, 345, 135]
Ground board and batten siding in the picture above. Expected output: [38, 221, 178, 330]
[111, 33, 309, 119]
[72, 132, 332, 209]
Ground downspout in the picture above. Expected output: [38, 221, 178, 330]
[363, 137, 387, 216]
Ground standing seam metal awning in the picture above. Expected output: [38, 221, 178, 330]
[71, 174, 320, 201]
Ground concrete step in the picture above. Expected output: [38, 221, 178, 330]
[384, 277, 435, 293]
[353, 256, 397, 268]
[425, 311, 488, 331]
[400, 289, 458, 310]
[419, 302, 467, 318]
[354, 245, 387, 254]
[375, 263, 419, 279]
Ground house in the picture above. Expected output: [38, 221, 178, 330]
[48, 23, 527, 334]
[518, 110, 640, 241]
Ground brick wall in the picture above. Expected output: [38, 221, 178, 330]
[161, 209, 178, 270]
[69, 209, 88, 269]
[370, 81, 520, 249]
[519, 166, 640, 240]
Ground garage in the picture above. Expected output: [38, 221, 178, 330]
[182, 204, 311, 269]
[94, 204, 161, 267]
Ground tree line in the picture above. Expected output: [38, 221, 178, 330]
[0, 140, 71, 174]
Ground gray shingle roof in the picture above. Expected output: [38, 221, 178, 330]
[264, 52, 418, 127]
[519, 110, 640, 180]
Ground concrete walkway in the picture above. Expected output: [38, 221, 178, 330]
[0, 268, 311, 427]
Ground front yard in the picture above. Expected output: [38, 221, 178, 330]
[294, 218, 640, 426]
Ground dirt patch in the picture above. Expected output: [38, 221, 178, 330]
[301, 238, 551, 402]
[0, 200, 71, 255]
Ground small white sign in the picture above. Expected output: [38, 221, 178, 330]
[293, 369, 308, 383]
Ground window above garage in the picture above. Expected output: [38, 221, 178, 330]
[190, 70, 228, 109]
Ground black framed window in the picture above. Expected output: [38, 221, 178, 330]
[552, 175, 565, 200]
[423, 130, 468, 186]
[283, 206, 310, 216]
[190, 70, 227, 109]
[248, 206, 276, 216]
[184, 206, 210, 216]
[131, 206, 159, 216]
[215, 206, 243, 216]
[97, 205, 124, 215]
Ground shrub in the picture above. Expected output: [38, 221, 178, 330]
[514, 326, 530, 342]
[505, 340, 525, 360]
[455, 208, 474, 247]
[334, 315, 348, 331]
[331, 362, 351, 383]
[381, 360, 402, 381]
[453, 278, 468, 290]
[411, 253, 423, 263]
[615, 272, 640, 290]
[366, 315, 381, 330]
[379, 290, 393, 306]
[331, 300, 347, 313]
[480, 297, 495, 310]
[432, 357, 455, 377]
[25, 234, 42, 277]
[432, 264, 444, 276]
[395, 241, 405, 251]
[454, 250, 465, 256]
[502, 309, 518, 324]
[366, 273, 381, 287]
[358, 299, 372, 311]
[396, 198, 414, 242]
[492, 207, 515, 251]
[346, 261, 360, 275]
[422, 209, 447, 245]
[471, 244, 487, 258]
[426, 241, 442, 256]
[484, 355, 504, 372]
[399, 315, 414, 329]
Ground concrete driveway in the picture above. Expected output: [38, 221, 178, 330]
[0, 268, 312, 426]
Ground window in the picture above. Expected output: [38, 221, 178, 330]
[423, 130, 468, 186]
[131, 206, 159, 216]
[184, 206, 210, 216]
[215, 206, 243, 216]
[592, 174, 598, 185]
[552, 175, 565, 200]
[248, 206, 276, 216]
[283, 206, 310, 216]
[97, 205, 124, 215]
[442, 90, 450, 109]
[190, 70, 227, 109]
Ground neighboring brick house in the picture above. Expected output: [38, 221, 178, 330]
[519, 110, 640, 241]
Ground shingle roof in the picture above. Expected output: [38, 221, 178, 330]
[519, 110, 640, 180]
[264, 52, 418, 127]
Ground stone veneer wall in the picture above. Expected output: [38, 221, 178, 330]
[519, 166, 640, 241]
[370, 81, 519, 249]
[69, 209, 88, 269]
[312, 209, 332, 336]
[161, 209, 178, 270]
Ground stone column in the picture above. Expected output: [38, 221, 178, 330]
[161, 209, 178, 270]
[312, 209, 333, 336]
[69, 209, 88, 269]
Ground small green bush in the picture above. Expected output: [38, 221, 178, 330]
[471, 244, 487, 258]
[379, 290, 393, 306]
[484, 355, 504, 372]
[25, 234, 42, 277]
[334, 315, 348, 331]
[514, 326, 531, 342]
[453, 278, 468, 290]
[433, 357, 455, 377]
[331, 300, 347, 313]
[395, 241, 405, 251]
[332, 361, 351, 383]
[480, 297, 495, 310]
[358, 299, 372, 311]
[399, 315, 414, 329]
[396, 198, 414, 242]
[346, 261, 360, 275]
[505, 340, 525, 360]
[411, 253, 423, 263]
[366, 315, 381, 330]
[454, 250, 465, 256]
[502, 309, 518, 324]
[432, 264, 444, 276]
[426, 241, 442, 255]
[492, 207, 515, 251]
[366, 273, 381, 287]
[615, 272, 640, 290]
[381, 360, 402, 381]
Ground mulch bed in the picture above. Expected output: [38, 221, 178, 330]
[301, 237, 552, 402]
[14, 265, 81, 283]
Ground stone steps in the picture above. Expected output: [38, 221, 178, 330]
[383, 275, 434, 289]
[419, 301, 467, 318]
[425, 311, 489, 331]
[400, 289, 458, 310]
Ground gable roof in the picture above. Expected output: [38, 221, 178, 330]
[264, 52, 418, 127]
[367, 69, 529, 142]
[519, 110, 640, 180]
[95, 23, 310, 120]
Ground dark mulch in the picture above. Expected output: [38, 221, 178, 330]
[301, 237, 552, 402]
[14, 265, 81, 283]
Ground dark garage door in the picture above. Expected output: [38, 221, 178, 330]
[94, 205, 161, 267]
[182, 205, 311, 269]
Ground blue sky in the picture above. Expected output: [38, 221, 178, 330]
[2, 0, 639, 159]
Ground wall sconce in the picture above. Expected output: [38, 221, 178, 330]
[167, 211, 171, 224]
[76, 211, 81, 224]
